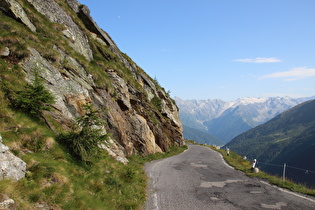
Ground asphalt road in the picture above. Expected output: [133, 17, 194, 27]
[144, 144, 315, 210]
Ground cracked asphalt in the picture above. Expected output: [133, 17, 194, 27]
[144, 144, 315, 210]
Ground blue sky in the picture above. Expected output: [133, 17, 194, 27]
[79, 0, 315, 101]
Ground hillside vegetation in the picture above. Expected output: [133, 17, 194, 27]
[226, 99, 315, 188]
[185, 140, 315, 196]
[212, 144, 315, 196]
[0, 0, 185, 208]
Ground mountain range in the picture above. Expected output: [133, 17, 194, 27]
[175, 96, 314, 143]
[183, 125, 225, 146]
[225, 99, 315, 188]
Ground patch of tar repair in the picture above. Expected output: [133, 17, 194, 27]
[190, 163, 208, 168]
[249, 191, 264, 194]
[261, 202, 287, 209]
[200, 179, 245, 188]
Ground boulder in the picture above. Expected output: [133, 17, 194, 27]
[0, 47, 10, 57]
[0, 135, 26, 181]
[0, 198, 15, 209]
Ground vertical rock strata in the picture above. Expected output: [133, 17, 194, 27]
[0, 0, 184, 164]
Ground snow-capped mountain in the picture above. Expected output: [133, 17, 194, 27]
[175, 96, 314, 143]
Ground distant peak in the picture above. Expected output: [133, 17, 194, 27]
[235, 97, 268, 105]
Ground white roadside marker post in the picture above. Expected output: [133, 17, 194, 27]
[251, 159, 257, 168]
[251, 159, 259, 173]
[283, 163, 286, 182]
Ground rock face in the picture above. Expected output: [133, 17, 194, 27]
[0, 0, 36, 32]
[26, 0, 93, 61]
[0, 136, 26, 181]
[0, 0, 184, 164]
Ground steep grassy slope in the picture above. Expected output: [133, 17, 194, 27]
[0, 0, 185, 208]
[226, 99, 315, 187]
[0, 0, 184, 158]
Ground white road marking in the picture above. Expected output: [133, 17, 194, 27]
[152, 192, 159, 210]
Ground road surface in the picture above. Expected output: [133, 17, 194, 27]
[144, 144, 315, 209]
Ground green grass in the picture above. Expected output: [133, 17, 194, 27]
[197, 142, 315, 196]
[1, 0, 170, 115]
[0, 77, 186, 209]
[0, 126, 187, 210]
[0, 1, 188, 208]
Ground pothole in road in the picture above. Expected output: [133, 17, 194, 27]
[210, 192, 223, 201]
[196, 190, 225, 201]
[245, 183, 265, 194]
[245, 183, 261, 188]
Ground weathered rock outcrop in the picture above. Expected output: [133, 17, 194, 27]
[0, 0, 184, 165]
[26, 0, 93, 61]
[0, 0, 36, 32]
[0, 136, 26, 181]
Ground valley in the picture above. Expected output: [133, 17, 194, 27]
[226, 99, 315, 188]
[176, 96, 314, 143]
[178, 96, 315, 188]
[0, 0, 314, 208]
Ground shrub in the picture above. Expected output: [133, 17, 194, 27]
[20, 132, 45, 152]
[105, 177, 121, 190]
[12, 70, 55, 118]
[151, 96, 162, 111]
[57, 104, 108, 163]
[124, 167, 136, 182]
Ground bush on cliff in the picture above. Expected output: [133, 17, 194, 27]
[57, 104, 109, 163]
[12, 70, 55, 118]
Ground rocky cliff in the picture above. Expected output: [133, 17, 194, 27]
[0, 0, 184, 168]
